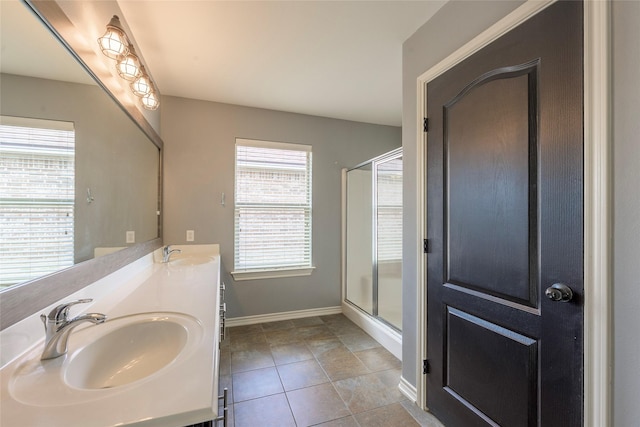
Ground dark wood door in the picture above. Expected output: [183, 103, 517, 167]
[426, 2, 583, 426]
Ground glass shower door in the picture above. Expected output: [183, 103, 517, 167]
[345, 149, 402, 331]
[375, 155, 402, 330]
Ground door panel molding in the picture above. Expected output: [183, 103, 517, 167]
[445, 306, 538, 427]
[444, 282, 541, 316]
[414, 1, 612, 426]
[444, 65, 538, 308]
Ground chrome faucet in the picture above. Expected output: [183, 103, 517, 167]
[162, 245, 182, 263]
[40, 299, 106, 360]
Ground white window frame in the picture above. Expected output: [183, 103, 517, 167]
[231, 138, 314, 281]
[0, 116, 75, 287]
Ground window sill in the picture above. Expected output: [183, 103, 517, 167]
[230, 266, 315, 281]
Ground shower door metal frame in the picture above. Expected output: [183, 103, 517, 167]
[346, 147, 402, 331]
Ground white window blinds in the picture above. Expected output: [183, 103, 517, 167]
[234, 139, 312, 272]
[0, 116, 75, 287]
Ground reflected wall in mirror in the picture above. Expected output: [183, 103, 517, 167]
[0, 0, 160, 290]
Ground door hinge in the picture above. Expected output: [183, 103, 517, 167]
[423, 239, 429, 253]
[423, 359, 430, 374]
[423, 117, 429, 132]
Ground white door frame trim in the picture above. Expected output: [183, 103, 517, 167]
[414, 1, 612, 426]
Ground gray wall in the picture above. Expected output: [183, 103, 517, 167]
[160, 96, 400, 318]
[401, 0, 524, 388]
[1, 73, 159, 263]
[613, 1, 640, 425]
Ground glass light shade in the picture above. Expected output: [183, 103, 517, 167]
[98, 16, 128, 59]
[141, 91, 160, 110]
[131, 70, 152, 96]
[116, 49, 141, 81]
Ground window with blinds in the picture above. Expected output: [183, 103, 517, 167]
[233, 139, 312, 278]
[0, 116, 75, 288]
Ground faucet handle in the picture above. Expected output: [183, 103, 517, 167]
[46, 298, 93, 323]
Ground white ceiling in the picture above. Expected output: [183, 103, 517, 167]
[118, 1, 446, 126]
[1, 1, 446, 127]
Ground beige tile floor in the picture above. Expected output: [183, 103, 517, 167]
[217, 314, 444, 427]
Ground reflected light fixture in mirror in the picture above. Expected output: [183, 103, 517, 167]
[142, 91, 160, 110]
[98, 15, 159, 111]
[97, 15, 128, 59]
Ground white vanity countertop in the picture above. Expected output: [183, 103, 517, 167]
[0, 244, 221, 427]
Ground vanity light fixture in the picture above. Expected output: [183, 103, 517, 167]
[131, 65, 152, 96]
[97, 15, 128, 59]
[116, 44, 142, 81]
[98, 15, 159, 110]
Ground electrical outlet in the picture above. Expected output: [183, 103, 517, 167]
[186, 230, 195, 242]
[126, 231, 135, 243]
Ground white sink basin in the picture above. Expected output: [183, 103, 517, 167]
[8, 312, 203, 406]
[65, 316, 190, 389]
[170, 255, 213, 266]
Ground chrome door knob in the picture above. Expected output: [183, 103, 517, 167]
[545, 283, 573, 302]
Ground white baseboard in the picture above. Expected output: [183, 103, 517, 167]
[399, 376, 418, 402]
[341, 301, 402, 360]
[226, 306, 342, 327]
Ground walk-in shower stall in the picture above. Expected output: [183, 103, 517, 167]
[344, 148, 402, 331]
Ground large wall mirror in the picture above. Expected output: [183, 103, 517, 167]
[0, 0, 162, 329]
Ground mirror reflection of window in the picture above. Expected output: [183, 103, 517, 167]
[0, 116, 75, 288]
